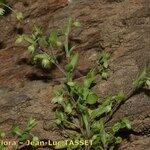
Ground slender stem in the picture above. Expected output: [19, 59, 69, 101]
[55, 63, 67, 77]
[65, 34, 69, 58]
[49, 44, 67, 77]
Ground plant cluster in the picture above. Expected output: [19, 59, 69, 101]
[0, 118, 37, 150]
[52, 69, 131, 150]
[2, 16, 149, 150]
[15, 18, 141, 150]
[16, 18, 81, 73]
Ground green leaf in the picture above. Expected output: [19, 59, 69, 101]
[65, 64, 73, 72]
[91, 122, 101, 134]
[133, 67, 147, 89]
[84, 69, 96, 88]
[77, 103, 87, 113]
[33, 25, 42, 37]
[33, 54, 51, 63]
[146, 79, 150, 87]
[67, 82, 75, 87]
[70, 53, 79, 69]
[86, 92, 98, 105]
[56, 41, 62, 47]
[55, 119, 62, 125]
[23, 35, 34, 44]
[73, 21, 81, 27]
[65, 53, 78, 73]
[115, 137, 122, 144]
[91, 102, 112, 119]
[52, 95, 63, 104]
[0, 146, 7, 150]
[11, 118, 36, 142]
[56, 110, 66, 123]
[99, 51, 110, 63]
[122, 118, 131, 129]
[82, 113, 90, 135]
[11, 125, 22, 137]
[99, 121, 107, 147]
[112, 118, 131, 134]
[16, 12, 24, 21]
[42, 58, 51, 68]
[83, 88, 90, 100]
[0, 8, 5, 16]
[112, 122, 122, 134]
[0, 131, 5, 139]
[98, 51, 110, 80]
[103, 61, 108, 68]
[64, 17, 73, 36]
[28, 45, 35, 54]
[95, 105, 111, 118]
[25, 118, 37, 133]
[101, 71, 108, 80]
[48, 31, 58, 45]
[65, 102, 73, 114]
[91, 134, 101, 146]
[114, 91, 125, 103]
[19, 133, 29, 142]
[16, 35, 24, 44]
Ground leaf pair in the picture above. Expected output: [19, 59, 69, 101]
[33, 53, 53, 68]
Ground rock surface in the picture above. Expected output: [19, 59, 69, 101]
[0, 0, 150, 149]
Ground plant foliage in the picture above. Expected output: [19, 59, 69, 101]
[0, 118, 37, 150]
[97, 51, 110, 80]
[52, 69, 131, 150]
[16, 19, 81, 72]
[14, 18, 149, 150]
